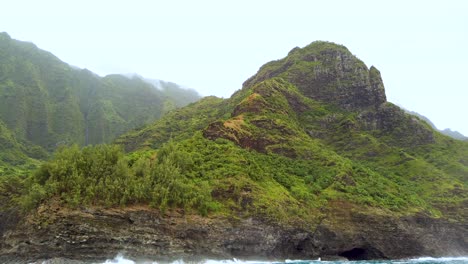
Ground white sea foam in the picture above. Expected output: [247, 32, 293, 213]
[409, 257, 468, 262]
[100, 255, 468, 264]
[203, 260, 273, 264]
[103, 254, 137, 264]
[100, 256, 291, 264]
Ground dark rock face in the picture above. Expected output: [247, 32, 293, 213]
[0, 209, 19, 240]
[1, 204, 466, 263]
[243, 42, 387, 111]
[232, 40, 444, 153]
[358, 103, 435, 147]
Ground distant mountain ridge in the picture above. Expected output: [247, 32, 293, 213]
[143, 78, 201, 108]
[122, 74, 202, 108]
[440, 128, 467, 141]
[0, 32, 200, 168]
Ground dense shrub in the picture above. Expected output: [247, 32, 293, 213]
[19, 142, 215, 214]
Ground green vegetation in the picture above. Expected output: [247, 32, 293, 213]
[243, 41, 385, 111]
[12, 122, 465, 225]
[1, 36, 466, 228]
[116, 96, 227, 151]
[11, 142, 215, 215]
[0, 119, 44, 177]
[0, 33, 201, 155]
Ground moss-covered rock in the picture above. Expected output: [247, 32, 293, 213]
[244, 41, 387, 111]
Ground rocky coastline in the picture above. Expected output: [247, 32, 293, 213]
[1, 202, 466, 263]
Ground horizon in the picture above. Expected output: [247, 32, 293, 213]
[1, 0, 467, 135]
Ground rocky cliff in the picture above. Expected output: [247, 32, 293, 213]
[243, 42, 386, 111]
[1, 202, 466, 263]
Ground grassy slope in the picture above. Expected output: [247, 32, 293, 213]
[114, 41, 467, 223]
[116, 96, 228, 151]
[5, 40, 466, 229]
[114, 76, 466, 224]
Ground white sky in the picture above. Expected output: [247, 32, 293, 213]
[1, 0, 467, 135]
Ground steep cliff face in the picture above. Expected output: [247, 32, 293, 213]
[243, 42, 386, 111]
[205, 42, 434, 154]
[357, 103, 435, 147]
[1, 203, 466, 263]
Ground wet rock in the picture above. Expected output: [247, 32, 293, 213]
[0, 204, 466, 263]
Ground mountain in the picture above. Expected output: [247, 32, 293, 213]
[1, 41, 467, 262]
[144, 78, 202, 108]
[0, 32, 199, 156]
[403, 108, 468, 141]
[440, 128, 467, 141]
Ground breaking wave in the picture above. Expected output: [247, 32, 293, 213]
[101, 254, 468, 264]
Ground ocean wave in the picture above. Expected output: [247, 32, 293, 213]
[409, 257, 468, 262]
[102, 254, 143, 264]
[101, 255, 468, 264]
[100, 256, 307, 264]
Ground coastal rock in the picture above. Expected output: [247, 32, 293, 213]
[0, 203, 466, 263]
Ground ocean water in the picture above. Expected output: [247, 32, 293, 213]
[100, 256, 468, 264]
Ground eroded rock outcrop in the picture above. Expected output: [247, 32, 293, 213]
[243, 41, 386, 111]
[1, 203, 466, 263]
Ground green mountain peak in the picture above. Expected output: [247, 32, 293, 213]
[244, 41, 386, 111]
[117, 41, 467, 223]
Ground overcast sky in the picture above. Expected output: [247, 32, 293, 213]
[1, 0, 467, 135]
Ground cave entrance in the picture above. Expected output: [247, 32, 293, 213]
[339, 248, 368, 260]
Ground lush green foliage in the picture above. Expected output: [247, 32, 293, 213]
[0, 33, 200, 155]
[0, 119, 44, 178]
[114, 64, 466, 222]
[116, 96, 228, 151]
[18, 92, 466, 222]
[2, 37, 466, 228]
[13, 132, 433, 225]
[15, 142, 216, 214]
